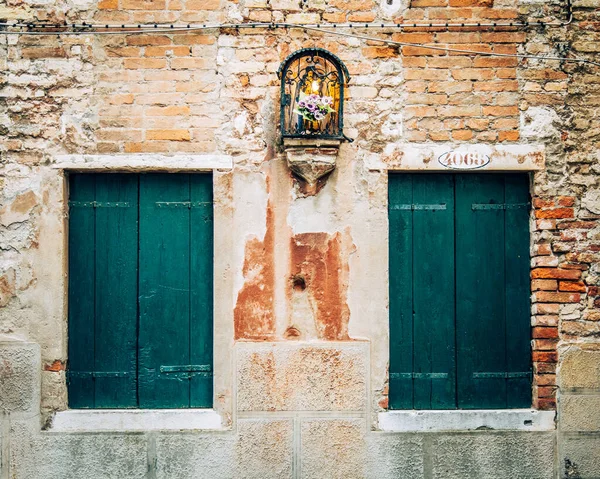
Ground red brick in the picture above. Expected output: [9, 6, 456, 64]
[532, 279, 558, 291]
[482, 105, 519, 116]
[21, 47, 66, 59]
[559, 281, 587, 292]
[534, 208, 575, 219]
[451, 68, 495, 80]
[44, 360, 65, 372]
[392, 33, 435, 43]
[531, 268, 582, 280]
[537, 386, 557, 398]
[533, 351, 558, 362]
[412, 0, 447, 6]
[533, 341, 559, 353]
[126, 35, 172, 46]
[535, 243, 552, 256]
[362, 46, 397, 58]
[558, 196, 576, 207]
[534, 291, 581, 303]
[402, 45, 446, 56]
[536, 398, 556, 410]
[449, 0, 492, 6]
[499, 130, 520, 142]
[124, 58, 167, 69]
[452, 129, 473, 140]
[535, 373, 557, 386]
[533, 198, 555, 208]
[146, 129, 190, 141]
[481, 32, 526, 43]
[533, 327, 559, 339]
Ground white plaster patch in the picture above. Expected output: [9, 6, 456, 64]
[378, 410, 556, 432]
[582, 188, 600, 214]
[232, 172, 268, 297]
[521, 107, 560, 140]
[50, 409, 223, 432]
[287, 180, 338, 234]
[53, 154, 233, 171]
[379, 0, 409, 18]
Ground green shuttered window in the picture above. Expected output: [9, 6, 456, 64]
[68, 173, 213, 409]
[389, 174, 531, 410]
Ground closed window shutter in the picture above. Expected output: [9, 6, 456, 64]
[68, 173, 213, 409]
[389, 173, 531, 410]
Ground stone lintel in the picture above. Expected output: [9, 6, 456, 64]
[367, 143, 545, 171]
[53, 154, 233, 171]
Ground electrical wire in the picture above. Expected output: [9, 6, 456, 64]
[298, 24, 600, 68]
[0, 16, 597, 68]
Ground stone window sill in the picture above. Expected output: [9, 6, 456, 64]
[378, 409, 556, 432]
[50, 409, 223, 432]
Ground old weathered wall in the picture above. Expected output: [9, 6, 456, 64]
[1, 0, 599, 476]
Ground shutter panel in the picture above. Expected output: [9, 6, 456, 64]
[68, 174, 138, 408]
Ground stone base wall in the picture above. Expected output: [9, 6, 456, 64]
[0, 341, 563, 479]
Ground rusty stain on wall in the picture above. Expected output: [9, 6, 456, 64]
[234, 182, 276, 341]
[289, 228, 355, 340]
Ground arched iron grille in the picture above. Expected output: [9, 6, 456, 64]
[278, 48, 350, 140]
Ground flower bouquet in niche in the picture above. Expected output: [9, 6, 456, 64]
[294, 92, 335, 130]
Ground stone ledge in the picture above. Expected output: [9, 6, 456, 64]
[53, 154, 233, 171]
[378, 409, 556, 432]
[49, 409, 223, 432]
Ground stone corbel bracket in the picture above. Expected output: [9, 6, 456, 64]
[283, 138, 342, 191]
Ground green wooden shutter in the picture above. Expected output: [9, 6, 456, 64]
[68, 174, 138, 408]
[389, 174, 456, 409]
[68, 173, 213, 409]
[389, 173, 531, 410]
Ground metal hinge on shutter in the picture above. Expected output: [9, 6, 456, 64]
[160, 364, 213, 378]
[69, 201, 131, 208]
[155, 201, 212, 208]
[472, 372, 532, 379]
[390, 372, 449, 379]
[390, 204, 447, 211]
[471, 203, 529, 211]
